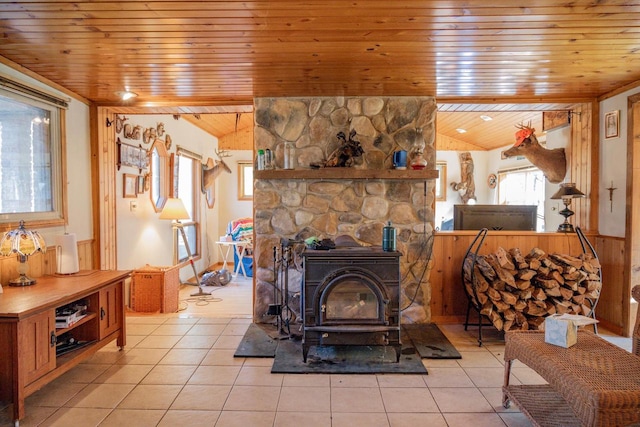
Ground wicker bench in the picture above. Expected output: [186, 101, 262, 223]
[503, 330, 640, 427]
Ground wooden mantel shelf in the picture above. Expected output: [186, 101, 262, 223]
[254, 168, 438, 180]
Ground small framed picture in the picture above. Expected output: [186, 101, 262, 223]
[605, 110, 619, 139]
[137, 175, 145, 194]
[542, 111, 570, 132]
[123, 174, 137, 198]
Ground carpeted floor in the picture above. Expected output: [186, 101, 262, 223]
[234, 323, 461, 374]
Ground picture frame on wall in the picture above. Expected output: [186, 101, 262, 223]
[605, 110, 619, 139]
[123, 174, 137, 198]
[137, 175, 145, 194]
[542, 111, 571, 132]
[117, 138, 149, 171]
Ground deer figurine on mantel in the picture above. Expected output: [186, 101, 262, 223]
[202, 148, 232, 208]
[501, 123, 567, 183]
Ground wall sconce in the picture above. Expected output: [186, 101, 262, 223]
[0, 220, 47, 286]
[551, 183, 585, 233]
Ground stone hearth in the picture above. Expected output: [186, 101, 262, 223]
[253, 96, 437, 324]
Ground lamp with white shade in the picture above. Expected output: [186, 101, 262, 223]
[159, 198, 210, 296]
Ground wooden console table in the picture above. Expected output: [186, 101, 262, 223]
[503, 330, 640, 427]
[0, 270, 130, 426]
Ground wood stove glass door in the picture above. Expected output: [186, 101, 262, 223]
[322, 278, 382, 322]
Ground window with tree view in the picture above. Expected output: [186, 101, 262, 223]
[497, 166, 545, 231]
[0, 87, 64, 226]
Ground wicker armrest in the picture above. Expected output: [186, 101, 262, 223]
[633, 285, 640, 356]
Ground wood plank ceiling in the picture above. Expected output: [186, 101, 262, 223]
[1, 1, 638, 150]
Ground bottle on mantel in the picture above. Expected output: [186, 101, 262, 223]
[410, 149, 427, 170]
[283, 141, 295, 170]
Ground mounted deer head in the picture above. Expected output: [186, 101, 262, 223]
[502, 123, 567, 184]
[201, 149, 232, 208]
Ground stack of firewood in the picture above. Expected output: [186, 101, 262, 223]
[463, 246, 601, 332]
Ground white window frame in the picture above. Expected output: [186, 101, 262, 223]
[0, 84, 66, 228]
[174, 148, 201, 263]
[497, 166, 545, 231]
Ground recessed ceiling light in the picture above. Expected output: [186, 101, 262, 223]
[480, 115, 493, 121]
[456, 128, 467, 134]
[115, 91, 138, 101]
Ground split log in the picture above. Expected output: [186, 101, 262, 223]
[536, 277, 560, 289]
[517, 269, 537, 281]
[529, 258, 542, 270]
[532, 288, 547, 301]
[485, 255, 516, 288]
[495, 247, 515, 270]
[550, 253, 584, 269]
[499, 290, 518, 306]
[509, 247, 528, 269]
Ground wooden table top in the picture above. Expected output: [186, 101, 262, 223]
[0, 270, 131, 319]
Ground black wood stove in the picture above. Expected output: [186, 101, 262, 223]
[301, 246, 401, 362]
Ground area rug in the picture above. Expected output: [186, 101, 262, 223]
[235, 322, 461, 371]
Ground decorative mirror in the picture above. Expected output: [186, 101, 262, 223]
[149, 139, 170, 212]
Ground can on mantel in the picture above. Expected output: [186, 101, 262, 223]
[382, 221, 396, 252]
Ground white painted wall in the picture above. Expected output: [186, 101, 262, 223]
[114, 114, 221, 282]
[0, 64, 93, 245]
[599, 87, 640, 238]
[216, 150, 254, 240]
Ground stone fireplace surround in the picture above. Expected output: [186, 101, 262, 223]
[253, 96, 437, 325]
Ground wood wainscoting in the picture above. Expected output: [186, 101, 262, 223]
[594, 235, 627, 335]
[0, 239, 94, 285]
[430, 231, 601, 324]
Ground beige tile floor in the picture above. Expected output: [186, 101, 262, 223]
[0, 275, 632, 427]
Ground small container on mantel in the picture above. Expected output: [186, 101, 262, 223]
[382, 221, 397, 252]
[283, 141, 295, 170]
[410, 150, 427, 170]
[257, 149, 265, 170]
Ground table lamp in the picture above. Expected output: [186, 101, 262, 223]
[159, 198, 210, 296]
[550, 183, 585, 233]
[0, 220, 47, 286]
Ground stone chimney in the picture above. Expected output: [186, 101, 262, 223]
[253, 96, 437, 324]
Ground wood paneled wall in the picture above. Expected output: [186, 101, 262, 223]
[430, 231, 598, 323]
[0, 240, 94, 285]
[569, 102, 599, 232]
[594, 236, 626, 335]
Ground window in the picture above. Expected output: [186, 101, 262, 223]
[497, 166, 545, 231]
[175, 150, 200, 263]
[0, 87, 66, 227]
[238, 161, 253, 200]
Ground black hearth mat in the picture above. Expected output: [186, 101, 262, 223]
[271, 339, 427, 374]
[234, 322, 461, 363]
[233, 323, 278, 357]
[403, 324, 462, 359]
